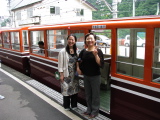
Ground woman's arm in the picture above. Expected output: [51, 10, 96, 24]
[59, 72, 64, 83]
[92, 47, 101, 66]
[58, 50, 64, 83]
[76, 49, 84, 75]
[94, 54, 101, 66]
[76, 62, 82, 75]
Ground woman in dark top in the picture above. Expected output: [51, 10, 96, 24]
[77, 33, 104, 118]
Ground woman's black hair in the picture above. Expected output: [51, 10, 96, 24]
[66, 34, 77, 55]
[38, 41, 44, 45]
[84, 32, 96, 45]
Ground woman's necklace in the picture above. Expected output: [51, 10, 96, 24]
[70, 49, 74, 54]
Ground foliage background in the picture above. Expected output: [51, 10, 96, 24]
[87, 0, 160, 20]
[1, 0, 160, 27]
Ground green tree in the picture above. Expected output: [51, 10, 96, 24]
[118, 0, 133, 17]
[87, 0, 160, 19]
[87, 0, 112, 20]
[1, 22, 6, 27]
[136, 0, 159, 16]
[1, 18, 10, 27]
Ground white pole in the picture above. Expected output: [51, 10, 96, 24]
[133, 0, 135, 17]
[112, 0, 118, 18]
[156, 3, 159, 15]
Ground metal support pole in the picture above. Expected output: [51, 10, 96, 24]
[133, 0, 135, 17]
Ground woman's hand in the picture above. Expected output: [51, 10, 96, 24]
[92, 46, 98, 56]
[60, 72, 64, 83]
[92, 46, 101, 66]
[77, 68, 83, 75]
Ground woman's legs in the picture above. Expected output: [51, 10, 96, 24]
[63, 96, 70, 109]
[84, 75, 101, 115]
[90, 75, 101, 115]
[71, 93, 78, 108]
[84, 75, 92, 114]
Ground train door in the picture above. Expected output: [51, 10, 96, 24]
[117, 28, 146, 79]
[152, 28, 160, 83]
[91, 29, 111, 112]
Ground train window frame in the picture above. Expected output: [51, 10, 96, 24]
[30, 31, 45, 56]
[117, 29, 130, 58]
[10, 32, 20, 51]
[116, 28, 146, 79]
[22, 30, 29, 51]
[47, 30, 67, 59]
[2, 32, 11, 49]
[70, 30, 85, 53]
[91, 29, 111, 56]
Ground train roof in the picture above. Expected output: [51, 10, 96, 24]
[28, 15, 160, 30]
[0, 26, 29, 32]
[1, 15, 160, 31]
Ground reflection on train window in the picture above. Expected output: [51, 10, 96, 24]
[2, 32, 10, 49]
[117, 28, 146, 79]
[0, 34, 2, 47]
[152, 28, 160, 84]
[92, 29, 111, 55]
[22, 30, 29, 51]
[11, 32, 20, 50]
[30, 31, 45, 56]
[117, 29, 130, 57]
[47, 30, 67, 59]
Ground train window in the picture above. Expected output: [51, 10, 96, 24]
[22, 31, 29, 51]
[10, 32, 20, 50]
[2, 32, 10, 49]
[30, 31, 45, 56]
[117, 29, 130, 57]
[70, 30, 85, 52]
[91, 29, 111, 55]
[47, 30, 67, 59]
[117, 28, 146, 79]
[0, 33, 2, 47]
[152, 28, 160, 84]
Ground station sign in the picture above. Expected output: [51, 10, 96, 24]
[92, 25, 106, 29]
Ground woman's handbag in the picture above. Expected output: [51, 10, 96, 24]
[55, 71, 60, 80]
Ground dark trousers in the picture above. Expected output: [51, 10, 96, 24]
[84, 75, 101, 115]
[63, 93, 78, 109]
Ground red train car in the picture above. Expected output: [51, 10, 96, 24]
[0, 27, 30, 75]
[1, 15, 160, 120]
